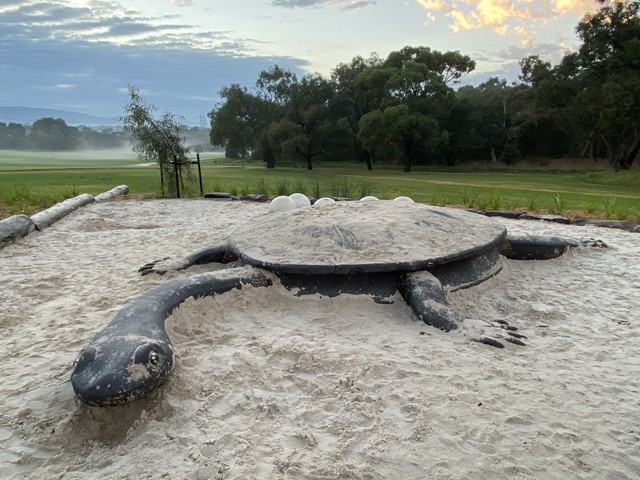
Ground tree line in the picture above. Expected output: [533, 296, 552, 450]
[0, 117, 213, 152]
[0, 118, 126, 151]
[209, 0, 639, 171]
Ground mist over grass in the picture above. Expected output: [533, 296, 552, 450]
[0, 150, 138, 169]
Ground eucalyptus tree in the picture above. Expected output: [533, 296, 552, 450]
[278, 73, 349, 170]
[255, 65, 297, 105]
[359, 104, 446, 172]
[28, 117, 80, 151]
[513, 56, 571, 160]
[456, 78, 532, 164]
[542, 0, 640, 170]
[358, 46, 475, 171]
[255, 65, 298, 168]
[0, 122, 27, 149]
[572, 0, 640, 170]
[331, 54, 383, 170]
[209, 84, 268, 160]
[209, 66, 297, 168]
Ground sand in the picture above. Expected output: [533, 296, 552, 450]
[0, 199, 639, 479]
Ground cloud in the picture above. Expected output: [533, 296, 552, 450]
[0, 35, 307, 120]
[416, 0, 598, 36]
[0, 0, 308, 122]
[463, 37, 574, 86]
[272, 0, 321, 6]
[0, 1, 243, 51]
[271, 0, 375, 9]
[340, 1, 375, 10]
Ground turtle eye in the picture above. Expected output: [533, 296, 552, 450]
[133, 343, 163, 367]
[149, 351, 159, 365]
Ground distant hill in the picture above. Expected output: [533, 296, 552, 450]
[0, 106, 117, 126]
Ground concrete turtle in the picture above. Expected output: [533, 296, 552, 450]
[72, 200, 575, 407]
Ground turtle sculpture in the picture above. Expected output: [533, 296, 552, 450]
[71, 198, 578, 407]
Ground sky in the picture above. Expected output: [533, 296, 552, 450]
[0, 0, 601, 125]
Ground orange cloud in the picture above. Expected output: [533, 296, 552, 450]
[417, 0, 598, 35]
[416, 0, 452, 11]
[553, 0, 598, 16]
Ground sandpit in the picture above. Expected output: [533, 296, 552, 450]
[0, 199, 639, 479]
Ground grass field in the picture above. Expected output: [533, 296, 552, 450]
[1, 150, 638, 221]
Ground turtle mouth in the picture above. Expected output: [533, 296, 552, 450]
[72, 371, 140, 407]
[72, 368, 172, 407]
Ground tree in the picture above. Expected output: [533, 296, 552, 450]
[255, 65, 297, 105]
[358, 46, 473, 170]
[359, 104, 446, 172]
[461, 79, 523, 164]
[554, 0, 640, 170]
[283, 74, 349, 170]
[209, 66, 296, 168]
[331, 54, 383, 170]
[513, 56, 572, 160]
[28, 118, 80, 151]
[518, 55, 552, 88]
[122, 86, 191, 196]
[0, 122, 26, 149]
[209, 84, 265, 159]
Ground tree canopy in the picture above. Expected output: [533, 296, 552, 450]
[209, 1, 639, 171]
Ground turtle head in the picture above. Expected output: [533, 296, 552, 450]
[71, 336, 173, 407]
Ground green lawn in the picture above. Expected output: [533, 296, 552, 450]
[1, 150, 638, 221]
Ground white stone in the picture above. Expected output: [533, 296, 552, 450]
[289, 193, 311, 208]
[313, 197, 336, 207]
[269, 196, 297, 213]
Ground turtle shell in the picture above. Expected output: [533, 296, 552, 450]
[229, 202, 506, 275]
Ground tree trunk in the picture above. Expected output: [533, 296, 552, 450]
[294, 146, 313, 170]
[445, 149, 456, 167]
[579, 137, 594, 160]
[620, 137, 640, 170]
[263, 143, 276, 169]
[600, 127, 639, 171]
[363, 149, 373, 171]
[403, 141, 413, 173]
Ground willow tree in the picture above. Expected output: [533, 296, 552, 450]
[122, 86, 191, 196]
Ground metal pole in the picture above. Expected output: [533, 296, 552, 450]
[173, 155, 181, 199]
[160, 164, 165, 196]
[197, 153, 203, 196]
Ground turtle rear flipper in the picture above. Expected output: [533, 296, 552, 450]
[500, 235, 569, 260]
[139, 244, 234, 276]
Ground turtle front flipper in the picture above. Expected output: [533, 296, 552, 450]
[400, 271, 461, 332]
[139, 244, 237, 276]
[463, 318, 527, 348]
[72, 266, 271, 406]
